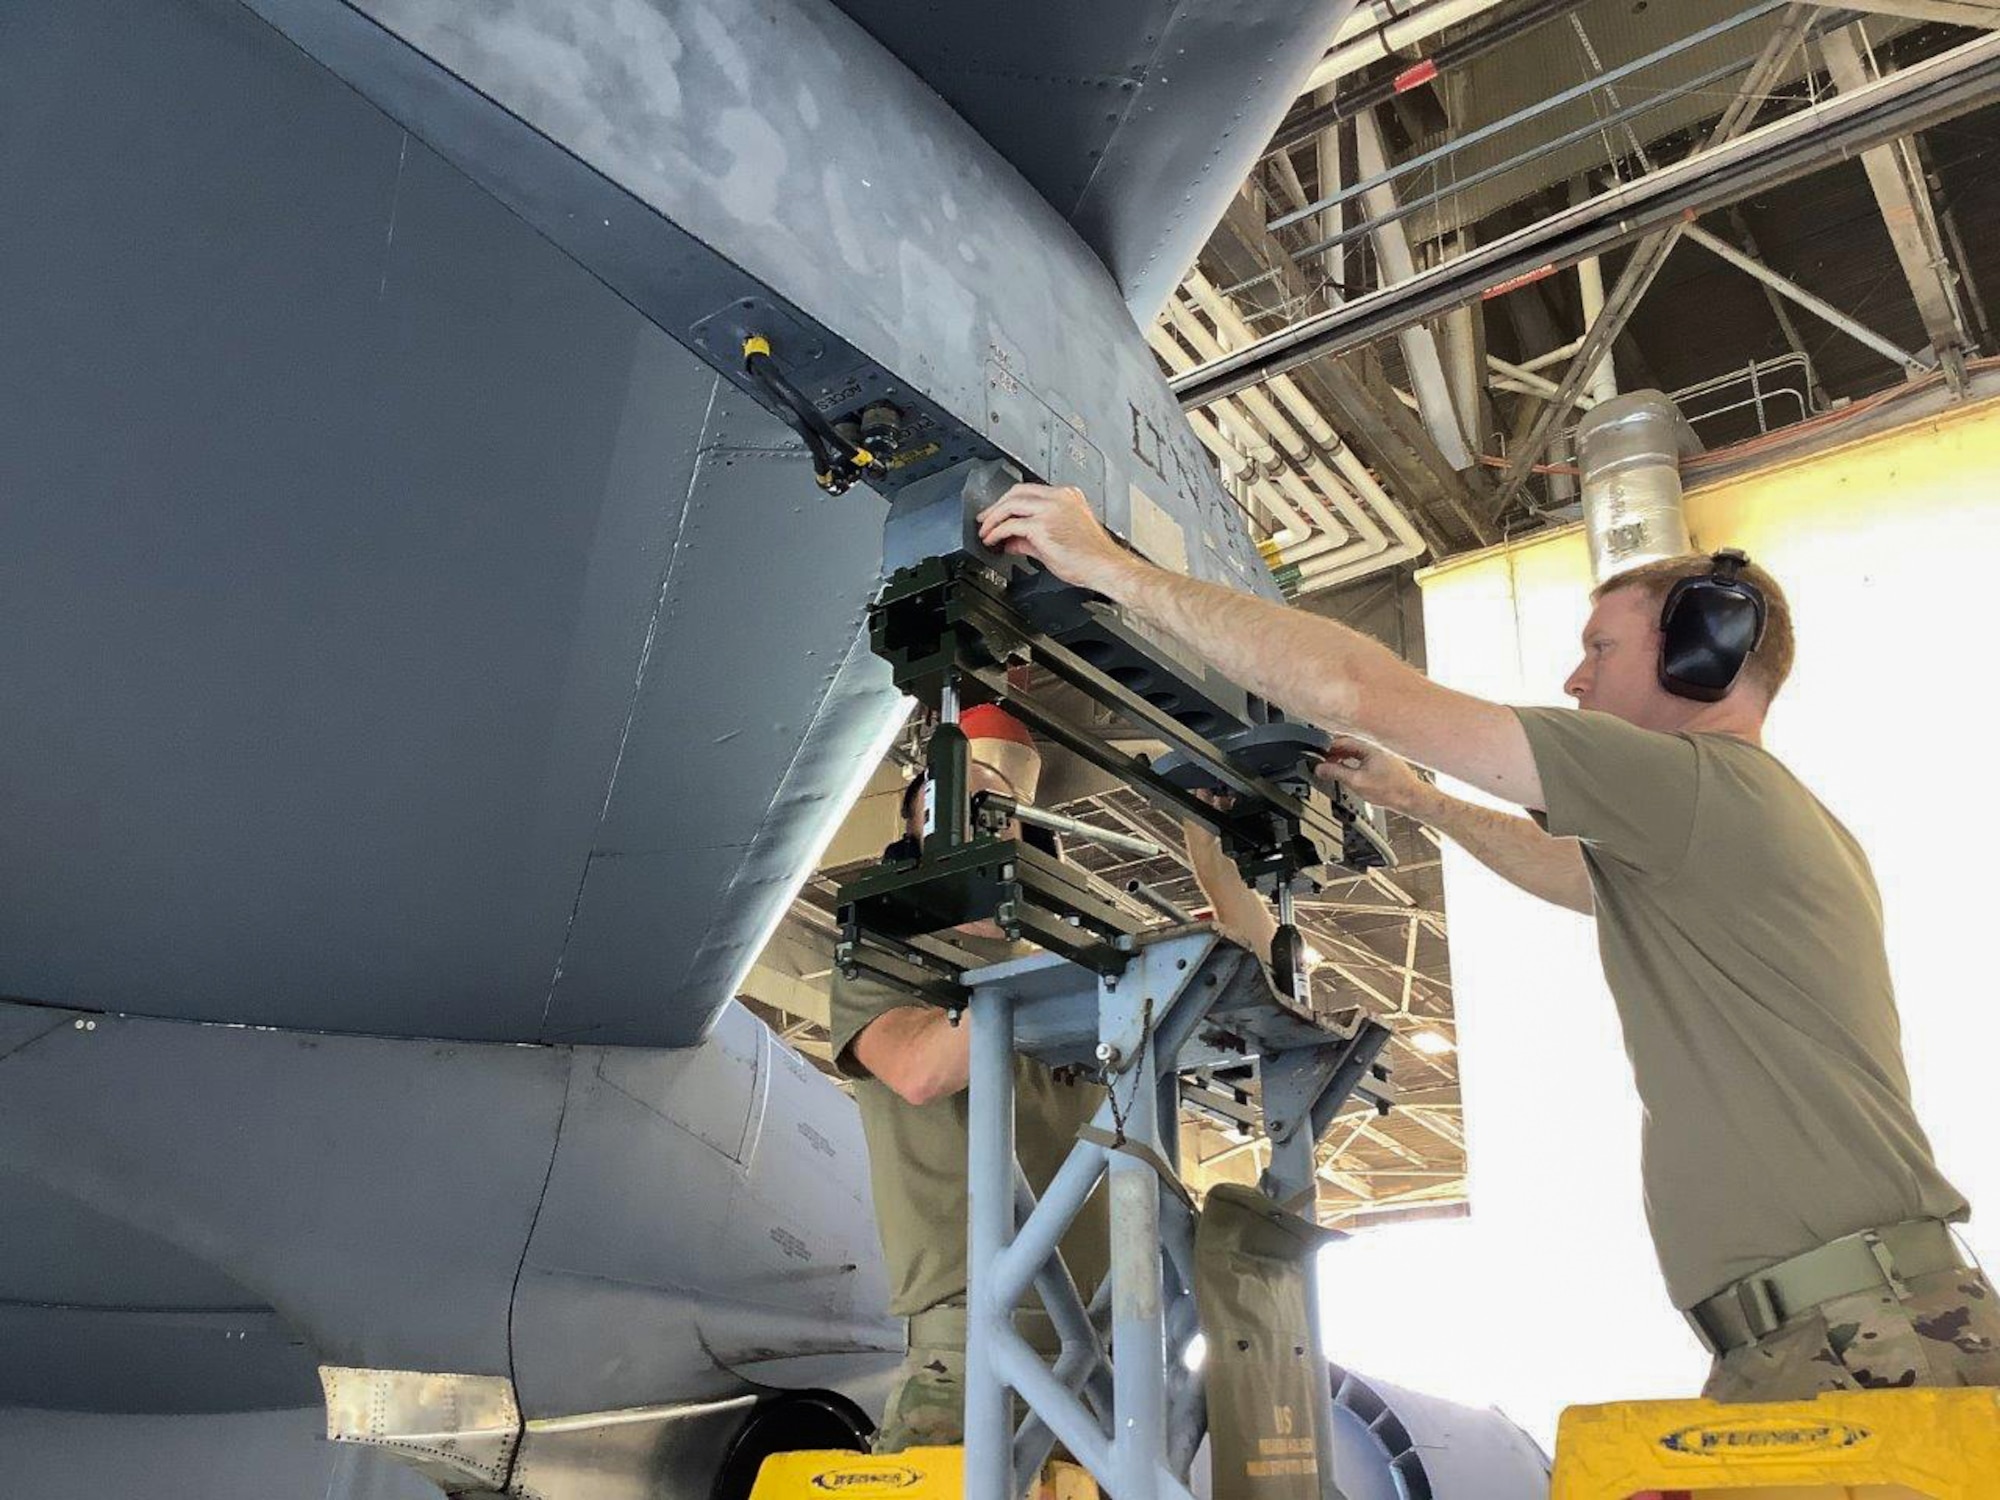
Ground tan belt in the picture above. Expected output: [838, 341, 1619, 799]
[908, 1301, 1065, 1358]
[1686, 1218, 1965, 1355]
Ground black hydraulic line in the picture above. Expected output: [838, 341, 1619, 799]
[1268, 0, 1596, 156]
[742, 338, 837, 468]
[746, 355, 835, 474]
[740, 335, 876, 493]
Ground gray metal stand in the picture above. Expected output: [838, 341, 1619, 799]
[959, 928, 1391, 1500]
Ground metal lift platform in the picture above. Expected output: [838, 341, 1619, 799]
[955, 926, 1389, 1500]
[758, 467, 1398, 1499]
[751, 927, 1389, 1500]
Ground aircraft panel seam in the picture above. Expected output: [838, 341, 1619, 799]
[535, 375, 724, 1036]
[0, 1009, 84, 1066]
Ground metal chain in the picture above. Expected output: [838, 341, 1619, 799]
[1102, 994, 1156, 1149]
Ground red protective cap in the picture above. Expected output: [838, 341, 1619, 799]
[958, 704, 1035, 746]
[958, 704, 1041, 802]
[1393, 58, 1439, 93]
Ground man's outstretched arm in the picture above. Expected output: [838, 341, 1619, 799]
[1319, 739, 1593, 915]
[977, 485, 1546, 811]
[851, 1006, 970, 1106]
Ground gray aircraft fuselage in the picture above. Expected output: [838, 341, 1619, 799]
[0, 3, 1551, 1498]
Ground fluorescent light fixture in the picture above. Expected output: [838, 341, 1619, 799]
[1409, 1029, 1454, 1056]
[1302, 943, 1325, 967]
[1271, 527, 1297, 545]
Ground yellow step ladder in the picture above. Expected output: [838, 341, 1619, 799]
[1550, 1388, 2000, 1499]
[750, 1447, 1099, 1498]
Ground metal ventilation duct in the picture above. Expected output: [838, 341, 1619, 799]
[1576, 390, 1696, 581]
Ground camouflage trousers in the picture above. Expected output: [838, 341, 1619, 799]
[875, 1310, 970, 1453]
[874, 1302, 1066, 1455]
[1702, 1264, 2000, 1402]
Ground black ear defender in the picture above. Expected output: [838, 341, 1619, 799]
[1657, 548, 1767, 702]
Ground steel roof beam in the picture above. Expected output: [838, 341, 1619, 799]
[1171, 18, 2000, 419]
[1823, 23, 1976, 392]
[1727, 207, 1832, 408]
[1480, 6, 1833, 519]
[1684, 221, 1933, 373]
[1267, 0, 1793, 234]
[1834, 0, 2000, 24]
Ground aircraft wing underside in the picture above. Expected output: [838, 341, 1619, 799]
[6, 0, 1344, 1047]
[828, 0, 1354, 320]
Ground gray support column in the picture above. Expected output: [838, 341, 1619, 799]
[1010, 1164, 1115, 1483]
[1173, 24, 2000, 418]
[1103, 979, 1168, 1499]
[1315, 101, 1348, 295]
[994, 1333, 1121, 1481]
[1922, 134, 1996, 351]
[994, 1147, 1109, 1310]
[955, 935, 1256, 1497]
[965, 992, 1018, 1500]
[1160, 1195, 1209, 1481]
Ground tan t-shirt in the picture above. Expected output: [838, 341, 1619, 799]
[1515, 707, 1967, 1308]
[831, 938, 1109, 1320]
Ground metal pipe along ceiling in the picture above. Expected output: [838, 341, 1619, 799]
[1273, 0, 1793, 235]
[1353, 111, 1479, 472]
[1165, 301, 1364, 545]
[1173, 28, 2000, 409]
[1171, 277, 1427, 589]
[1273, 0, 1596, 153]
[1181, 271, 1427, 556]
[1306, 0, 1517, 96]
[1147, 323, 1340, 543]
[1157, 310, 1396, 588]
